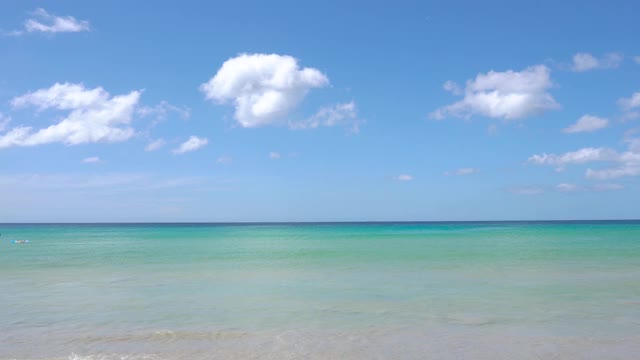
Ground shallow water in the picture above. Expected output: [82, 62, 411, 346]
[1, 222, 640, 359]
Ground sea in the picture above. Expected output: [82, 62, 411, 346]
[1, 222, 639, 359]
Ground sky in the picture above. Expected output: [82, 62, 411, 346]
[1, 0, 640, 222]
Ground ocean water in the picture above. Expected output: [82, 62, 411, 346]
[1, 222, 640, 359]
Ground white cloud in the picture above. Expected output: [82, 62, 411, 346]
[618, 92, 640, 110]
[172, 136, 208, 154]
[592, 183, 624, 191]
[571, 52, 623, 72]
[443, 80, 463, 95]
[430, 65, 559, 120]
[619, 91, 640, 121]
[555, 183, 623, 192]
[586, 166, 640, 180]
[290, 101, 363, 133]
[217, 155, 232, 164]
[529, 137, 640, 180]
[269, 151, 281, 159]
[444, 168, 479, 176]
[12, 82, 108, 109]
[563, 114, 609, 133]
[200, 53, 329, 128]
[82, 156, 100, 163]
[137, 101, 190, 122]
[528, 147, 618, 166]
[571, 53, 599, 72]
[625, 131, 640, 152]
[0, 113, 10, 132]
[0, 83, 140, 148]
[507, 186, 544, 195]
[586, 142, 640, 180]
[0, 173, 212, 192]
[634, 56, 640, 65]
[0, 173, 145, 190]
[145, 138, 166, 152]
[394, 174, 414, 181]
[8, 8, 90, 35]
[556, 183, 578, 192]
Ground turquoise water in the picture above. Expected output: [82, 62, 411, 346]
[1, 222, 640, 359]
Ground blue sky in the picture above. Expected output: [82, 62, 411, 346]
[1, 0, 639, 222]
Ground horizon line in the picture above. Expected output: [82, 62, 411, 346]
[2, 219, 640, 225]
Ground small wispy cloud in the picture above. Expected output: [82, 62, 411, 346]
[528, 147, 617, 167]
[217, 155, 232, 164]
[0, 173, 145, 190]
[394, 174, 414, 181]
[509, 183, 624, 195]
[528, 136, 640, 180]
[137, 101, 190, 124]
[0, 173, 221, 192]
[7, 8, 90, 36]
[571, 52, 623, 72]
[563, 115, 609, 133]
[172, 136, 208, 154]
[269, 151, 281, 160]
[618, 91, 640, 121]
[0, 113, 10, 132]
[442, 80, 463, 95]
[555, 183, 578, 192]
[145, 138, 166, 152]
[634, 56, 640, 65]
[586, 167, 640, 180]
[556, 183, 624, 192]
[507, 186, 545, 195]
[444, 168, 479, 176]
[591, 183, 624, 191]
[290, 101, 363, 133]
[82, 156, 100, 164]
